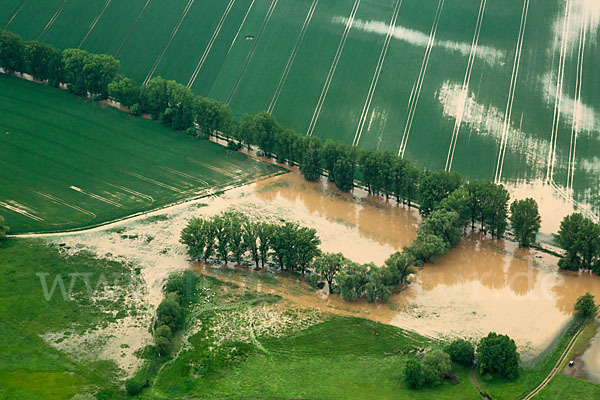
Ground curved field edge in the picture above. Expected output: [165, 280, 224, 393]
[0, 75, 286, 235]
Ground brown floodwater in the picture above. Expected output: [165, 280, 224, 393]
[581, 326, 600, 383]
[55, 169, 600, 362]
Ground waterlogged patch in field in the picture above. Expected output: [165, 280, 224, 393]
[0, 75, 283, 233]
[7, 0, 600, 223]
[48, 172, 600, 364]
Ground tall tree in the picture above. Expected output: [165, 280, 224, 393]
[235, 114, 257, 149]
[418, 209, 462, 248]
[24, 41, 62, 85]
[108, 77, 139, 107]
[82, 53, 120, 97]
[476, 332, 520, 379]
[257, 222, 273, 268]
[509, 198, 541, 247]
[0, 30, 24, 75]
[384, 251, 415, 286]
[574, 292, 596, 318]
[213, 215, 231, 264]
[139, 76, 168, 119]
[556, 213, 600, 272]
[0, 215, 9, 241]
[313, 253, 347, 293]
[242, 221, 260, 268]
[254, 112, 281, 157]
[418, 171, 462, 217]
[300, 137, 322, 181]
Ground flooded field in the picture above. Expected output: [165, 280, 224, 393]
[50, 170, 600, 371]
[581, 326, 600, 383]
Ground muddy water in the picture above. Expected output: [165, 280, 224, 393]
[581, 326, 600, 383]
[55, 170, 600, 368]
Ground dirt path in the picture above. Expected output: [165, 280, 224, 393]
[522, 312, 599, 399]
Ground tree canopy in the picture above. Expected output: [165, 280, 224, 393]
[476, 332, 520, 379]
[510, 198, 541, 247]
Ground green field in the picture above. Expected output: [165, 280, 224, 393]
[0, 75, 282, 234]
[0, 238, 135, 399]
[3, 0, 599, 219]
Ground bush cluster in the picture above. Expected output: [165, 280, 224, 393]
[405, 333, 519, 390]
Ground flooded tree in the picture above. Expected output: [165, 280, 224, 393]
[575, 293, 596, 318]
[556, 213, 600, 272]
[509, 198, 541, 247]
[313, 253, 347, 294]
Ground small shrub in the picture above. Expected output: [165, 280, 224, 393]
[130, 103, 141, 116]
[404, 358, 424, 389]
[125, 378, 143, 397]
[446, 339, 474, 366]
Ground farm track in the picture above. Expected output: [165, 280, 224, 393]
[2, 0, 27, 29]
[267, 0, 319, 114]
[226, 0, 280, 105]
[566, 18, 587, 194]
[307, 0, 361, 136]
[445, 0, 486, 172]
[546, 0, 572, 184]
[114, 0, 152, 58]
[187, 0, 237, 88]
[228, 0, 255, 54]
[397, 0, 444, 158]
[352, 0, 403, 147]
[37, 0, 70, 40]
[143, 0, 196, 85]
[494, 0, 529, 184]
[522, 312, 600, 399]
[78, 0, 112, 49]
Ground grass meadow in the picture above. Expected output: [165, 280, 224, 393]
[0, 75, 282, 234]
[0, 238, 135, 399]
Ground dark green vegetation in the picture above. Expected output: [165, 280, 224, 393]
[476, 332, 521, 380]
[0, 215, 8, 240]
[0, 238, 137, 399]
[0, 74, 281, 233]
[556, 213, 600, 274]
[574, 292, 597, 319]
[446, 339, 475, 366]
[510, 198, 541, 247]
[4, 0, 598, 218]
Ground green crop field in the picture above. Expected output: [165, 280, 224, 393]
[0, 75, 282, 234]
[2, 0, 600, 219]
